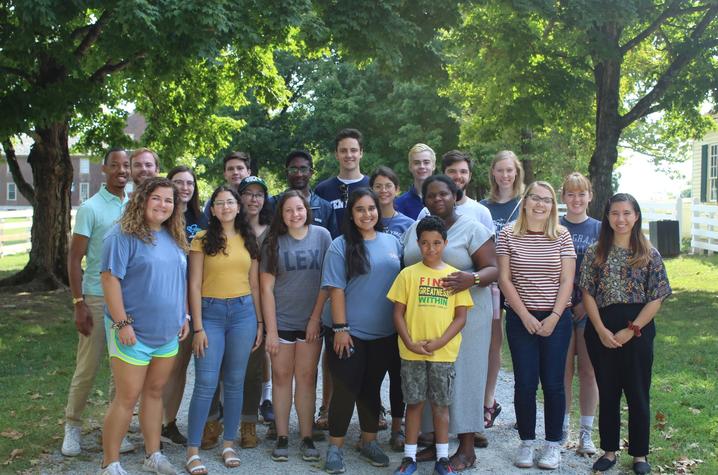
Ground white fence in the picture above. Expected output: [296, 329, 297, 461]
[1, 200, 716, 256]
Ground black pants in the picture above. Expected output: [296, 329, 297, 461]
[584, 303, 654, 456]
[387, 336, 405, 419]
[325, 330, 393, 437]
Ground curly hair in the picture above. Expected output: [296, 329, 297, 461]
[342, 188, 383, 280]
[202, 185, 258, 258]
[119, 177, 188, 252]
[262, 190, 313, 275]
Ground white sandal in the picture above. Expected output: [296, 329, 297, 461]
[222, 446, 241, 468]
[185, 454, 208, 475]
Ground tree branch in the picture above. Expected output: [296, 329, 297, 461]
[74, 10, 113, 59]
[89, 51, 146, 83]
[619, 3, 718, 129]
[1, 138, 36, 206]
[0, 66, 33, 83]
[620, 0, 682, 54]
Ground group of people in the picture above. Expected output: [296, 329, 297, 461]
[61, 128, 671, 475]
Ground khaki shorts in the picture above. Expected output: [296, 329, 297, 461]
[400, 359, 455, 406]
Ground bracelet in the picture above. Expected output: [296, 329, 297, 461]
[194, 328, 204, 333]
[473, 272, 481, 286]
[627, 320, 642, 337]
[257, 321, 264, 325]
[72, 296, 84, 305]
[111, 316, 134, 330]
[185, 313, 191, 321]
[550, 311, 560, 318]
[333, 326, 351, 333]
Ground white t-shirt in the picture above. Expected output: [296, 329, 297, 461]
[417, 197, 495, 235]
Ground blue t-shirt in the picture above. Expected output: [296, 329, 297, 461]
[321, 232, 402, 340]
[480, 197, 521, 240]
[184, 208, 209, 243]
[269, 190, 339, 238]
[314, 176, 370, 231]
[560, 215, 601, 305]
[394, 185, 423, 220]
[101, 225, 187, 347]
[381, 211, 415, 240]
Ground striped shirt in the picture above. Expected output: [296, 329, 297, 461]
[496, 224, 576, 311]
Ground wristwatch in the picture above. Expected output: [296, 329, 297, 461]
[72, 297, 84, 305]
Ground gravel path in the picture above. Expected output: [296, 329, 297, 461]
[41, 361, 602, 474]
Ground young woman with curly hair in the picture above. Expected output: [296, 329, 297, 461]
[184, 185, 264, 474]
[99, 177, 190, 475]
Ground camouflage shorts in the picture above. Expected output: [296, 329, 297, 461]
[400, 359, 455, 406]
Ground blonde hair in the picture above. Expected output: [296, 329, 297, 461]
[120, 177, 188, 252]
[561, 172, 593, 195]
[130, 147, 160, 170]
[513, 181, 562, 240]
[489, 150, 524, 202]
[407, 143, 436, 165]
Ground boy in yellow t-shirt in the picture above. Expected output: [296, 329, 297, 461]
[386, 216, 473, 475]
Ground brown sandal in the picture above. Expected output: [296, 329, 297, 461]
[484, 400, 502, 428]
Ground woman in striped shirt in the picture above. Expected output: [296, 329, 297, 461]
[496, 181, 576, 471]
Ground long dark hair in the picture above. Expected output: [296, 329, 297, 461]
[167, 165, 201, 220]
[202, 185, 258, 258]
[342, 188, 383, 280]
[594, 193, 651, 268]
[262, 190, 313, 275]
[421, 175, 464, 207]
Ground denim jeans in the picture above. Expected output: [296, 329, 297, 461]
[187, 296, 257, 447]
[505, 307, 571, 442]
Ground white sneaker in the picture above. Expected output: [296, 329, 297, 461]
[537, 443, 561, 470]
[142, 451, 178, 474]
[61, 424, 81, 456]
[577, 425, 597, 455]
[119, 435, 135, 454]
[99, 461, 128, 475]
[514, 440, 534, 468]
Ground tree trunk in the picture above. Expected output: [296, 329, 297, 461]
[520, 127, 534, 184]
[588, 31, 623, 219]
[0, 122, 73, 290]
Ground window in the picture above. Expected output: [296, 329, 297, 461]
[79, 158, 90, 174]
[79, 182, 90, 203]
[710, 145, 718, 202]
[7, 182, 16, 201]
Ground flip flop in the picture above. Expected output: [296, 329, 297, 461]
[185, 454, 208, 475]
[449, 451, 476, 471]
[221, 447, 241, 468]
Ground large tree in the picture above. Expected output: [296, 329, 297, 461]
[447, 0, 718, 215]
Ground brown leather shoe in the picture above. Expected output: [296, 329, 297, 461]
[240, 422, 258, 449]
[200, 420, 222, 450]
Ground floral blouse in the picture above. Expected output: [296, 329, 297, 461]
[579, 244, 672, 309]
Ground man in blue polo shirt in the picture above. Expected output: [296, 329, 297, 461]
[394, 143, 436, 219]
[315, 128, 370, 227]
[63, 148, 134, 457]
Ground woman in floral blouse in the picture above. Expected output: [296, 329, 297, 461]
[580, 193, 671, 475]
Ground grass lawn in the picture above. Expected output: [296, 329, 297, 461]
[0, 253, 716, 473]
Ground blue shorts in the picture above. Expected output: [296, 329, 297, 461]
[104, 318, 179, 366]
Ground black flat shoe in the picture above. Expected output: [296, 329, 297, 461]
[592, 455, 617, 472]
[633, 460, 651, 474]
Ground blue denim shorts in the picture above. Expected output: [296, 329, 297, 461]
[105, 318, 178, 366]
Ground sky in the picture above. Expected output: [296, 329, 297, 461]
[616, 152, 692, 201]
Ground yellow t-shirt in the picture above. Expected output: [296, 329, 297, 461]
[190, 230, 252, 298]
[386, 262, 473, 362]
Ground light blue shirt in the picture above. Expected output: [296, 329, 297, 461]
[101, 225, 187, 347]
[72, 185, 128, 296]
[321, 233, 402, 340]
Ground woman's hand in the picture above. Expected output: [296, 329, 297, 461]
[306, 318, 321, 343]
[333, 331, 354, 358]
[536, 314, 559, 337]
[441, 271, 474, 294]
[252, 324, 264, 352]
[118, 325, 136, 346]
[193, 331, 208, 357]
[613, 328, 634, 346]
[178, 319, 190, 341]
[598, 326, 621, 349]
[265, 332, 280, 356]
[520, 314, 542, 335]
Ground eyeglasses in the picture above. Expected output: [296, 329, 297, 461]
[528, 194, 553, 205]
[171, 180, 195, 187]
[287, 166, 311, 175]
[241, 192, 264, 201]
[213, 199, 238, 208]
[372, 183, 395, 192]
